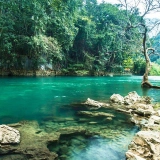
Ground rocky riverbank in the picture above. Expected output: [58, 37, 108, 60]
[0, 69, 131, 77]
[0, 69, 55, 76]
[0, 91, 159, 160]
[83, 91, 160, 160]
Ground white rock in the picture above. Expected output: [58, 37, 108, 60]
[124, 91, 140, 105]
[110, 94, 124, 104]
[84, 98, 109, 109]
[156, 110, 160, 117]
[126, 151, 146, 160]
[148, 115, 160, 125]
[0, 125, 20, 144]
[127, 131, 160, 159]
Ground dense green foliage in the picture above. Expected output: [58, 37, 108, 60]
[133, 57, 146, 75]
[150, 63, 160, 76]
[0, 0, 157, 75]
[151, 33, 160, 64]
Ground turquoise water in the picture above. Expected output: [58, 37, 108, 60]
[0, 76, 160, 124]
[0, 76, 160, 159]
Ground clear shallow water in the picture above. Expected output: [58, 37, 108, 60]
[0, 75, 160, 159]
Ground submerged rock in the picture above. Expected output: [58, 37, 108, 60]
[0, 125, 20, 144]
[58, 126, 86, 136]
[0, 121, 59, 160]
[78, 111, 115, 118]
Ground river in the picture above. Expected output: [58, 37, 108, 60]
[0, 75, 160, 160]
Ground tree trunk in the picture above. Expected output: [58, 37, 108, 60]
[141, 25, 160, 89]
[141, 60, 160, 88]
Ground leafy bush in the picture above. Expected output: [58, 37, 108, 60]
[133, 57, 146, 75]
[72, 64, 84, 70]
[61, 69, 69, 75]
[111, 65, 123, 73]
[75, 70, 89, 76]
[123, 57, 134, 69]
[150, 63, 160, 76]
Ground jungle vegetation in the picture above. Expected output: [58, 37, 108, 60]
[0, 0, 160, 76]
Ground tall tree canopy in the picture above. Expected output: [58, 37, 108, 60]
[0, 0, 159, 76]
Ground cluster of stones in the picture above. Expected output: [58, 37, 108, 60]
[101, 91, 160, 160]
[72, 91, 160, 160]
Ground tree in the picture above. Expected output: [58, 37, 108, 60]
[118, 0, 160, 88]
[68, 1, 140, 75]
[1, 0, 157, 76]
[0, 0, 64, 71]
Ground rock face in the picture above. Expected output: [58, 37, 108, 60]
[0, 125, 20, 144]
[149, 115, 160, 125]
[110, 92, 160, 160]
[126, 131, 160, 160]
[83, 91, 155, 118]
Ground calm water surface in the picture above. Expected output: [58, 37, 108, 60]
[0, 76, 160, 160]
